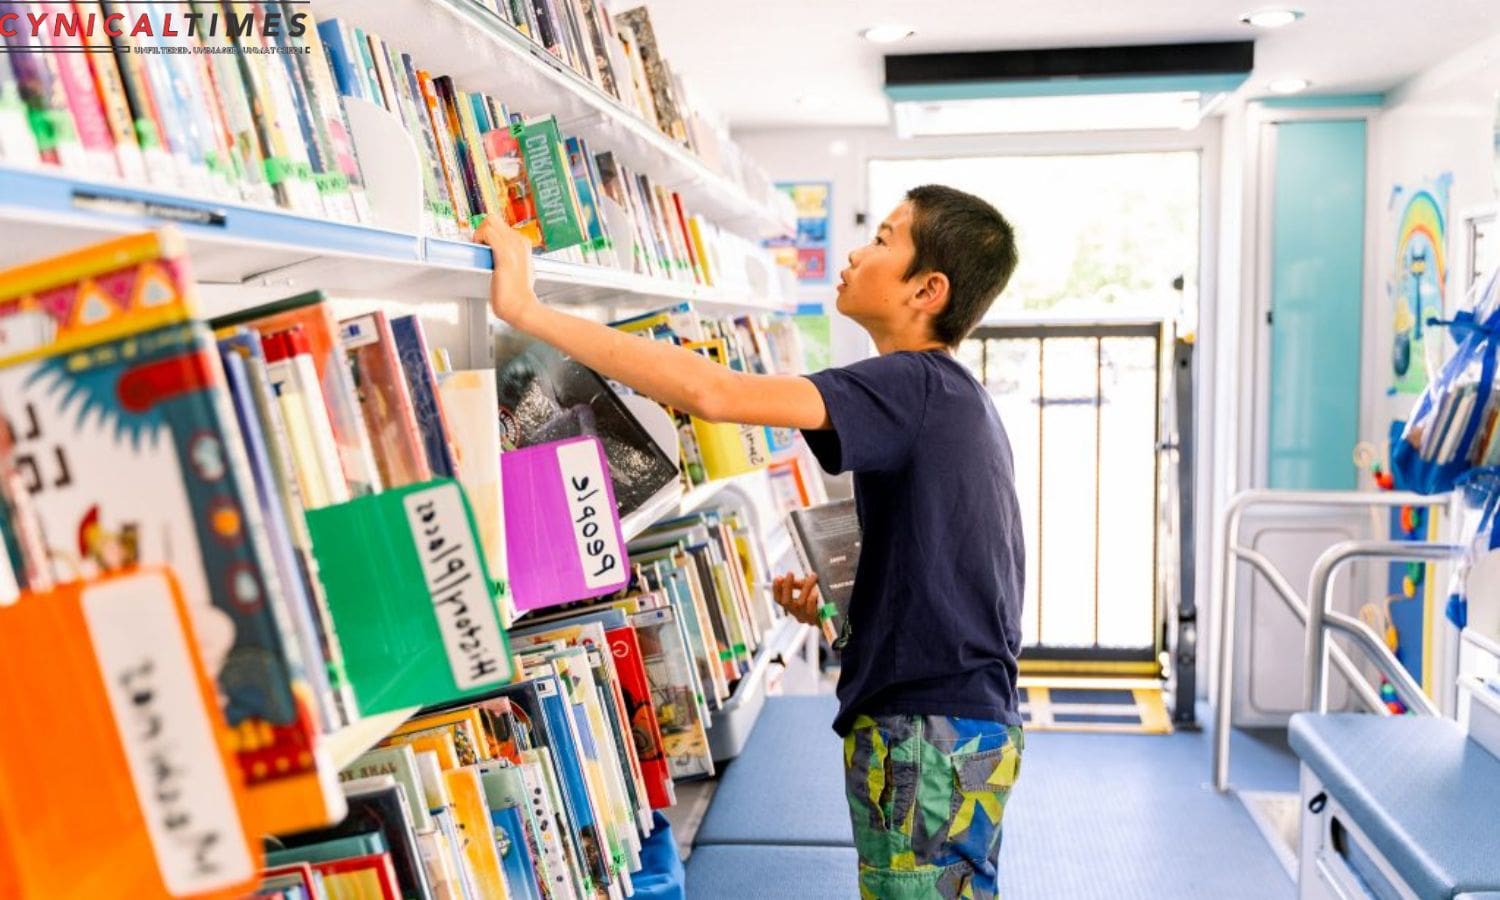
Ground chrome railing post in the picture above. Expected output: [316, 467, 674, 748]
[1211, 490, 1448, 792]
[1304, 540, 1460, 715]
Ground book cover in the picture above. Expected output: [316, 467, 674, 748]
[212, 291, 383, 498]
[258, 864, 318, 899]
[339, 311, 432, 489]
[342, 745, 435, 834]
[311, 853, 402, 900]
[416, 68, 473, 236]
[787, 498, 860, 650]
[477, 762, 572, 899]
[612, 7, 685, 144]
[492, 330, 679, 516]
[0, 230, 335, 835]
[514, 116, 586, 251]
[491, 804, 545, 900]
[388, 314, 460, 479]
[489, 678, 611, 889]
[278, 780, 432, 900]
[604, 625, 674, 809]
[443, 767, 510, 900]
[501, 437, 630, 612]
[436, 369, 511, 609]
[0, 570, 259, 899]
[630, 604, 714, 779]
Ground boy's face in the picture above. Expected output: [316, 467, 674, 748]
[836, 201, 921, 326]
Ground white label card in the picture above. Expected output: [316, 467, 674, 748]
[338, 314, 381, 349]
[82, 572, 253, 896]
[556, 441, 623, 589]
[404, 483, 511, 692]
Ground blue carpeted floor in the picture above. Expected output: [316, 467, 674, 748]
[686, 696, 1301, 898]
[996, 724, 1297, 899]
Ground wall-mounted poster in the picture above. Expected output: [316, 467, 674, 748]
[768, 182, 832, 284]
[1387, 174, 1452, 395]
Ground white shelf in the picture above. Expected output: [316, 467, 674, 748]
[0, 165, 791, 315]
[314, 0, 793, 240]
[321, 706, 421, 771]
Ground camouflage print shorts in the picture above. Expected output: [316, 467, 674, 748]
[843, 714, 1024, 900]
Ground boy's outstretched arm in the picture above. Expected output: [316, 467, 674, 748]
[477, 217, 830, 430]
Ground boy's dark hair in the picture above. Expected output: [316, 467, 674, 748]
[903, 185, 1018, 346]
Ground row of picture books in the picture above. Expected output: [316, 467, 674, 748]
[314, 14, 770, 294]
[0, 228, 822, 897]
[466, 0, 756, 190]
[0, 2, 784, 289]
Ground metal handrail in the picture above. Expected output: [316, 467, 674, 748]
[1213, 489, 1449, 792]
[1305, 540, 1462, 715]
[1233, 547, 1385, 714]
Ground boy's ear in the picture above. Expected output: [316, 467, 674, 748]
[909, 270, 950, 316]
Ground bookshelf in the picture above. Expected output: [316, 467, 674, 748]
[0, 165, 792, 315]
[314, 0, 795, 241]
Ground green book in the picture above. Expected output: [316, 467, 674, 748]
[514, 116, 586, 251]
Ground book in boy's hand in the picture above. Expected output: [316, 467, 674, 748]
[786, 499, 860, 650]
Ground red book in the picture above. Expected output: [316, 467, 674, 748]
[606, 625, 675, 809]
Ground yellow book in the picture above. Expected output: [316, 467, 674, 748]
[444, 768, 511, 900]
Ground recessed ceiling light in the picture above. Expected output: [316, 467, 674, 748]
[1240, 8, 1304, 28]
[861, 24, 917, 44]
[1268, 77, 1309, 95]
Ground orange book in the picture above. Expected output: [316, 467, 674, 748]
[0, 569, 259, 898]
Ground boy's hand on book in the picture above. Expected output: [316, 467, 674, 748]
[476, 214, 540, 329]
[773, 573, 822, 628]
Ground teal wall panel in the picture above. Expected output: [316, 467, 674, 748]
[1267, 120, 1367, 490]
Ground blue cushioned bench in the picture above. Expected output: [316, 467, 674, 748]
[694, 694, 854, 847]
[1289, 713, 1500, 899]
[684, 845, 858, 899]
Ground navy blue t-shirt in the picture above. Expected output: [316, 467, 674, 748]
[802, 350, 1025, 736]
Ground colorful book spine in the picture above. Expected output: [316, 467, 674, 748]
[389, 314, 459, 479]
[263, 326, 351, 510]
[337, 311, 431, 489]
[417, 70, 473, 237]
[397, 51, 459, 238]
[47, 3, 118, 179]
[0, 35, 40, 165]
[1, 1, 86, 170]
[72, 2, 146, 182]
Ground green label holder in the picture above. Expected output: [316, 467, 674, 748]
[305, 479, 515, 716]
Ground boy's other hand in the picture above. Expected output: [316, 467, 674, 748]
[476, 214, 540, 328]
[773, 573, 822, 627]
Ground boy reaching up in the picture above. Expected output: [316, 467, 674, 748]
[477, 184, 1024, 899]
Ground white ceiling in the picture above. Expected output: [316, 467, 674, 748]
[640, 0, 1500, 130]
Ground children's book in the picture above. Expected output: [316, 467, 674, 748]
[390, 314, 460, 479]
[211, 291, 382, 498]
[493, 330, 679, 516]
[787, 498, 860, 650]
[605, 625, 675, 808]
[631, 604, 714, 779]
[443, 767, 510, 900]
[339, 311, 432, 489]
[278, 777, 432, 900]
[435, 368, 510, 612]
[0, 230, 337, 835]
[342, 745, 435, 833]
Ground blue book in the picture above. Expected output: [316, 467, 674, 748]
[491, 805, 544, 900]
[319, 20, 364, 101]
[390, 315, 458, 478]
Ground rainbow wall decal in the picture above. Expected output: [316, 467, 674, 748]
[1389, 177, 1451, 395]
